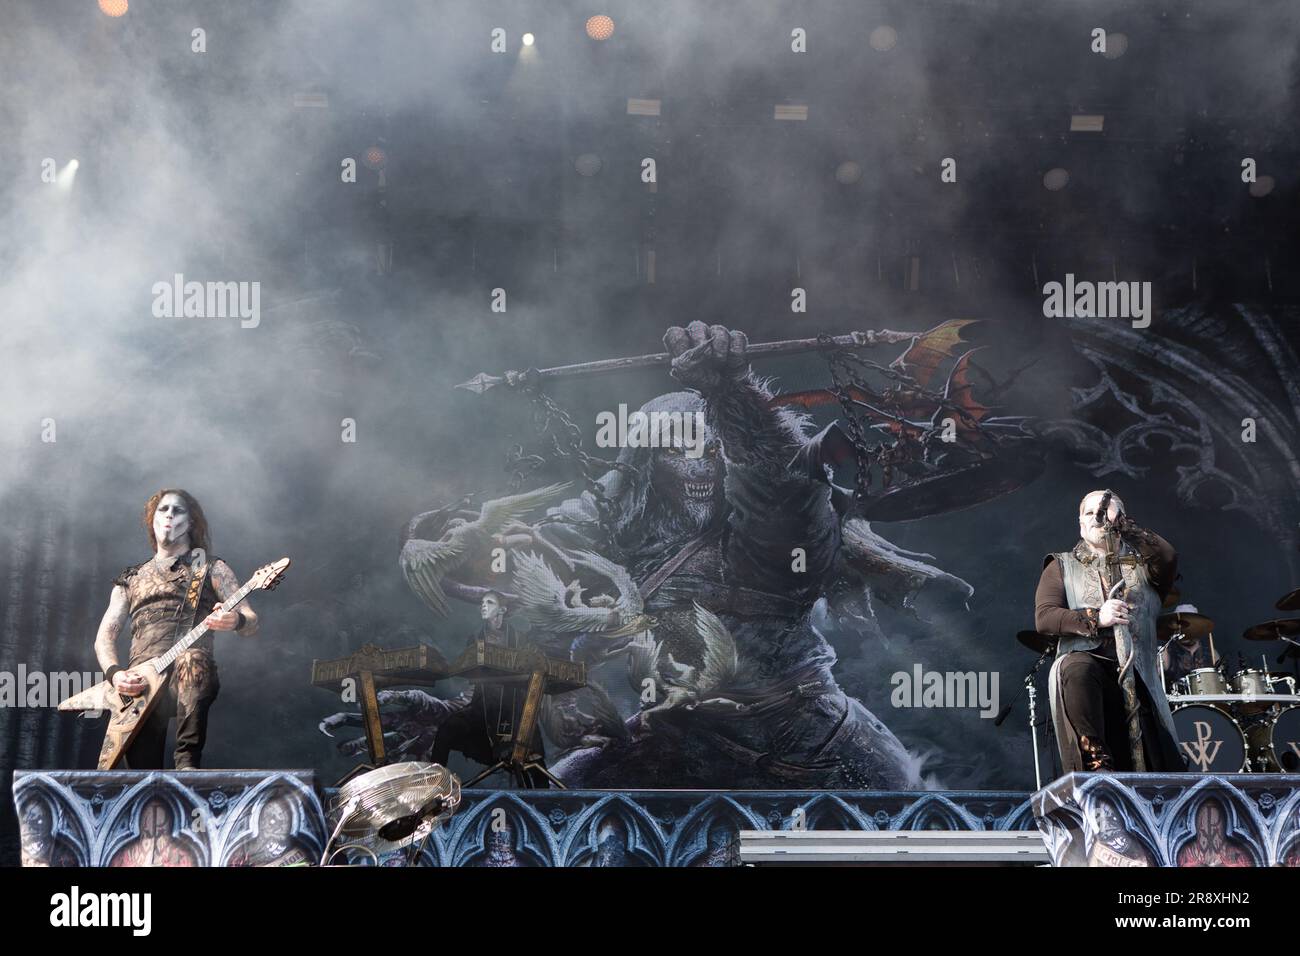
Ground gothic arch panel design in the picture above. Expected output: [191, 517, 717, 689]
[788, 792, 874, 832]
[667, 795, 763, 867]
[1070, 777, 1164, 866]
[12, 773, 93, 867]
[443, 793, 559, 867]
[215, 773, 327, 867]
[560, 794, 667, 867]
[1162, 778, 1266, 867]
[893, 793, 983, 831]
[94, 774, 208, 867]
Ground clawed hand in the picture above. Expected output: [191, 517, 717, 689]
[664, 322, 749, 390]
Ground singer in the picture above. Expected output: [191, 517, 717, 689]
[1034, 490, 1184, 772]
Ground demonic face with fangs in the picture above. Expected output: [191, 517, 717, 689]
[648, 433, 725, 536]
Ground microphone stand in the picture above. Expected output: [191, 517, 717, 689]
[997, 646, 1053, 790]
[1158, 632, 1181, 695]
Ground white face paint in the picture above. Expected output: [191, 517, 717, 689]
[153, 493, 191, 548]
[480, 593, 505, 628]
[1078, 491, 1121, 550]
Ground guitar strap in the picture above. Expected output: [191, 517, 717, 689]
[172, 551, 211, 644]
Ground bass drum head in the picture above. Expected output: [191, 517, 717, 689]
[1269, 705, 1300, 773]
[1171, 704, 1247, 773]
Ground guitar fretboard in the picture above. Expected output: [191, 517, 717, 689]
[152, 579, 257, 673]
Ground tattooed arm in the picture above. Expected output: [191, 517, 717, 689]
[93, 586, 131, 673]
[206, 559, 260, 636]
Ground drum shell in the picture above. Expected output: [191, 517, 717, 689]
[1181, 667, 1228, 697]
[1251, 704, 1300, 774]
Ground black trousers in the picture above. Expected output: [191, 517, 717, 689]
[428, 691, 550, 788]
[1057, 652, 1182, 772]
[124, 670, 220, 770]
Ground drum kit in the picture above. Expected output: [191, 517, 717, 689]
[1012, 584, 1300, 781]
[1167, 590, 1300, 774]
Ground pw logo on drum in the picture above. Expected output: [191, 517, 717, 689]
[1181, 721, 1223, 772]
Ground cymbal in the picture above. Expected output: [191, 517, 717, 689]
[1242, 618, 1300, 642]
[1156, 611, 1214, 642]
[1017, 630, 1056, 655]
[1276, 588, 1300, 612]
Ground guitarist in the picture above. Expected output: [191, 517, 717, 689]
[92, 489, 259, 769]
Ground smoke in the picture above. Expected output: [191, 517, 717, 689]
[0, 0, 1297, 792]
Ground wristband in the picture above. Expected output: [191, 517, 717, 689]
[235, 610, 247, 631]
[105, 665, 123, 683]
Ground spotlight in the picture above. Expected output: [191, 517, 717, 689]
[835, 161, 862, 184]
[98, 0, 128, 16]
[363, 146, 387, 171]
[1102, 32, 1129, 60]
[55, 159, 79, 192]
[1043, 167, 1070, 191]
[522, 33, 535, 47]
[586, 15, 615, 40]
[1249, 175, 1275, 198]
[869, 26, 897, 52]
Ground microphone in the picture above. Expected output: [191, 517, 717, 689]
[1096, 491, 1113, 527]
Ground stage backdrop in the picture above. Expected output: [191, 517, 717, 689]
[2, 0, 1299, 862]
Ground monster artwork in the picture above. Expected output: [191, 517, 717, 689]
[391, 321, 1040, 790]
[319, 689, 473, 761]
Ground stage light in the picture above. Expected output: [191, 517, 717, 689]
[774, 104, 808, 121]
[1043, 167, 1069, 191]
[363, 146, 387, 171]
[1070, 114, 1104, 132]
[1102, 32, 1129, 59]
[522, 33, 535, 46]
[98, 0, 128, 16]
[574, 153, 602, 177]
[835, 161, 862, 184]
[869, 26, 897, 52]
[55, 159, 79, 192]
[627, 98, 661, 116]
[1249, 175, 1275, 198]
[587, 15, 615, 40]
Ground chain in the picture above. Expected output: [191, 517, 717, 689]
[505, 377, 636, 551]
[818, 336, 884, 501]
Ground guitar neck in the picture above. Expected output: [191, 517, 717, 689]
[153, 580, 256, 672]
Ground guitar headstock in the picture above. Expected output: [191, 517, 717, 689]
[249, 557, 291, 591]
